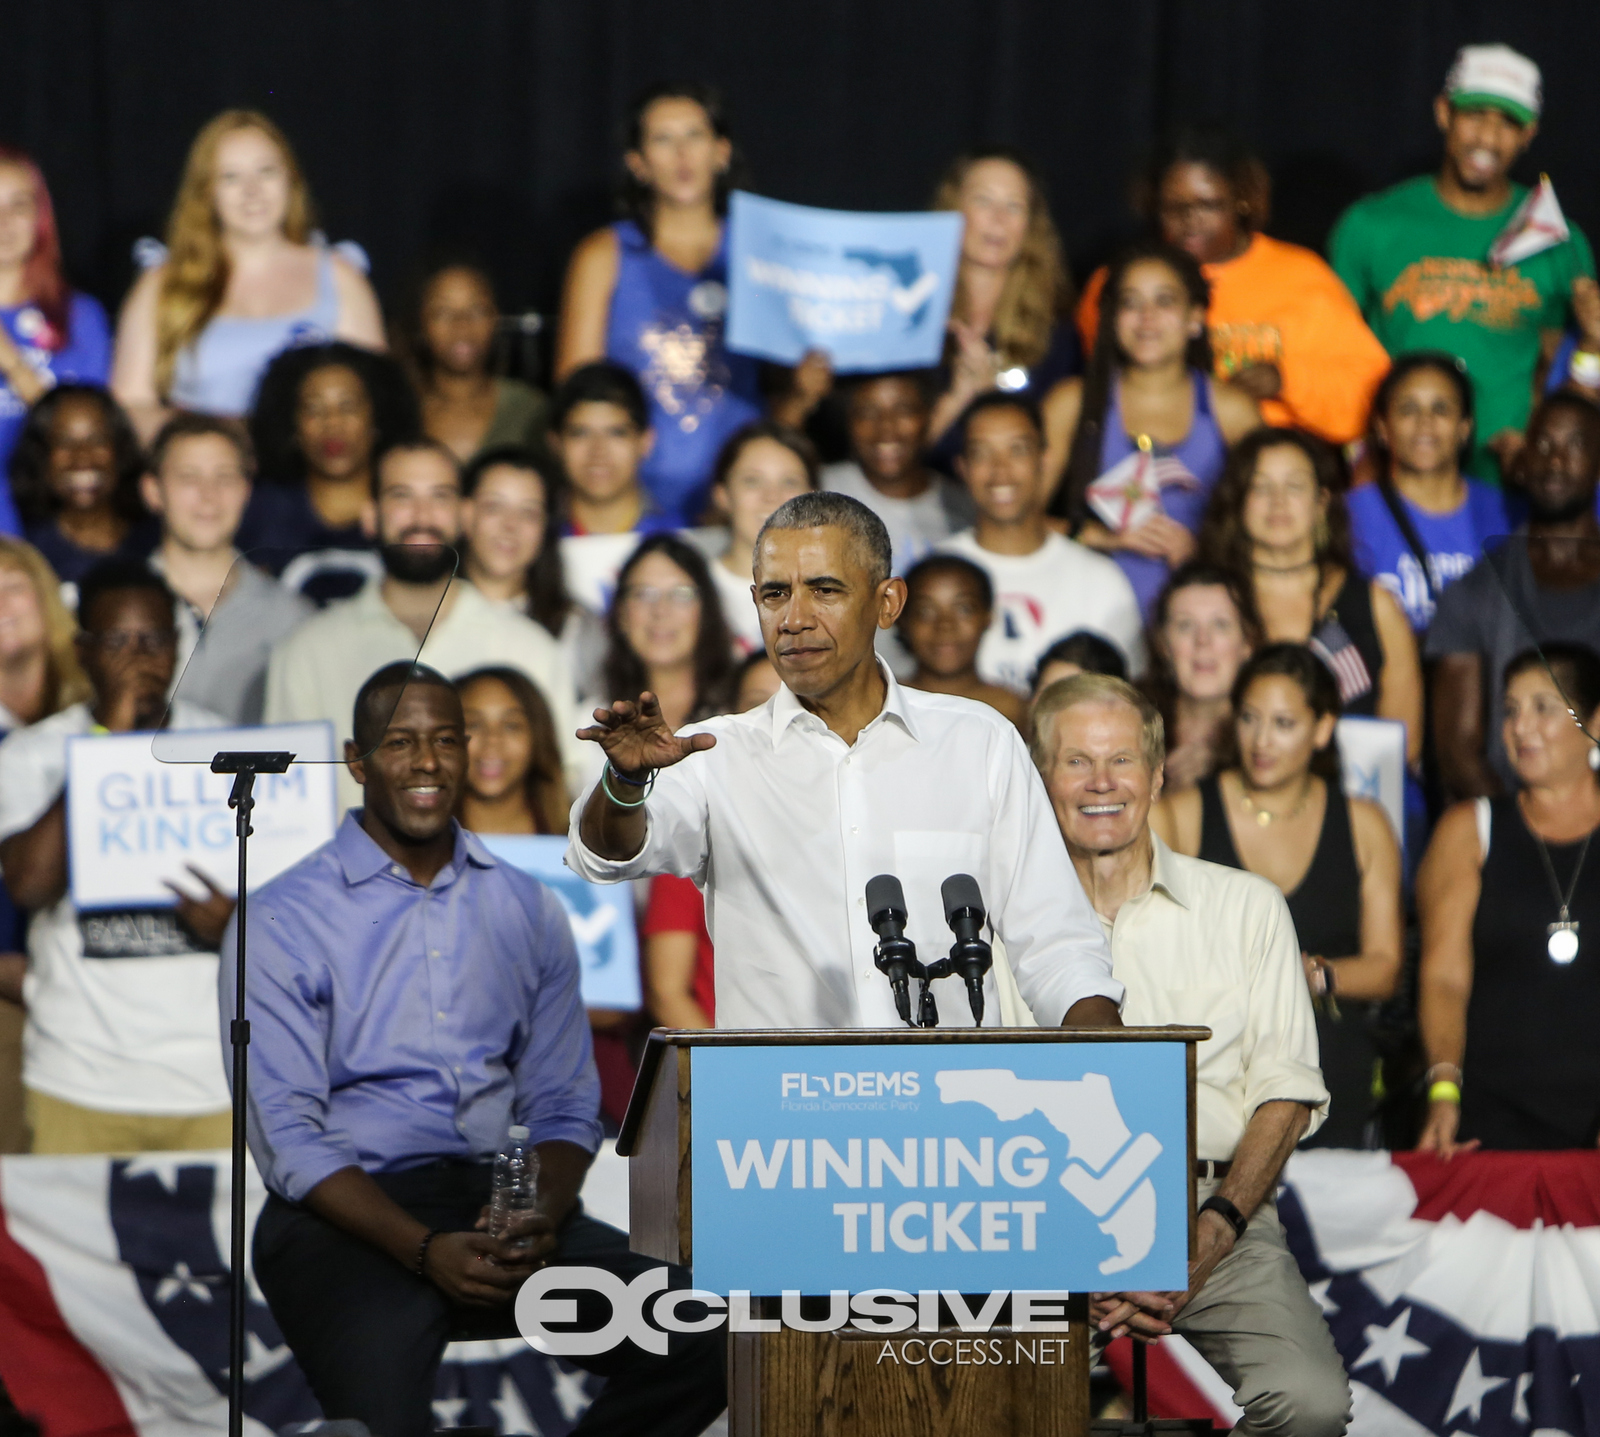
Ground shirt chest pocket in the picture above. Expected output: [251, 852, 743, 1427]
[892, 831, 987, 955]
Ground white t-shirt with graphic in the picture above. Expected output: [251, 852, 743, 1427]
[0, 702, 233, 1115]
[937, 529, 1147, 691]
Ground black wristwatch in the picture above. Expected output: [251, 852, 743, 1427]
[1198, 1194, 1248, 1241]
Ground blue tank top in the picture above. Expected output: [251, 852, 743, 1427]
[1097, 370, 1228, 617]
[604, 220, 761, 524]
[169, 249, 340, 416]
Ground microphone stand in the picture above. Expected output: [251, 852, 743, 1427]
[213, 750, 294, 1437]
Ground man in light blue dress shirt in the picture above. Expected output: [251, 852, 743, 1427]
[222, 661, 725, 1437]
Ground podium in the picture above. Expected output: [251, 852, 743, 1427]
[618, 1026, 1206, 1437]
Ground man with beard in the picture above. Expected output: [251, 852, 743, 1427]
[265, 436, 580, 812]
[1331, 44, 1599, 482]
[1429, 393, 1600, 796]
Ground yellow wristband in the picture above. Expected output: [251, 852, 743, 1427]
[1428, 1080, 1461, 1105]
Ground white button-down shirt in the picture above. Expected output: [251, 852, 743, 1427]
[565, 665, 1121, 1029]
[1105, 835, 1329, 1159]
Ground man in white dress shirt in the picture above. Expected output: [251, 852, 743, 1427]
[1033, 674, 1348, 1437]
[565, 491, 1122, 1030]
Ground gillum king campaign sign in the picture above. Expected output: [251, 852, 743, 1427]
[66, 722, 337, 918]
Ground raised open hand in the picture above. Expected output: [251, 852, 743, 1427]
[576, 692, 717, 780]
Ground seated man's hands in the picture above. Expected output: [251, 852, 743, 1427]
[1091, 1290, 1180, 1342]
[475, 1202, 561, 1264]
[423, 1228, 543, 1307]
[1093, 1208, 1240, 1342]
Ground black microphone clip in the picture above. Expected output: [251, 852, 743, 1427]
[865, 874, 926, 1027]
[940, 873, 993, 1025]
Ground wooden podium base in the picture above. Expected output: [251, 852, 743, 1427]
[728, 1302, 1090, 1437]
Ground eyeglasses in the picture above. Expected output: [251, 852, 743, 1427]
[621, 584, 700, 609]
[84, 629, 179, 654]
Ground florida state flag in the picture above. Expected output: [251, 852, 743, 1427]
[1489, 176, 1570, 268]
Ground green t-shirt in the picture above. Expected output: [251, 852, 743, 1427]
[1329, 174, 1595, 482]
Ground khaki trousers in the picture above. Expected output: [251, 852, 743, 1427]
[25, 1088, 232, 1155]
[1171, 1179, 1351, 1437]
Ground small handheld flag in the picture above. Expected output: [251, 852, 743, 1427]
[1489, 175, 1570, 268]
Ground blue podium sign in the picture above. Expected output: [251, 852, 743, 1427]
[689, 1040, 1189, 1295]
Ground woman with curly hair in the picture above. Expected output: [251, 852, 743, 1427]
[111, 109, 383, 440]
[8, 385, 153, 584]
[237, 341, 419, 603]
[0, 147, 111, 535]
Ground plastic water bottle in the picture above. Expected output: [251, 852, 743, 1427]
[489, 1124, 539, 1248]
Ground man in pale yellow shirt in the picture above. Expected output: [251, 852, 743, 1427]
[1033, 673, 1348, 1437]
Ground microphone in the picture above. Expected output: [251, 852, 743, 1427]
[866, 874, 923, 1026]
[941, 874, 993, 1025]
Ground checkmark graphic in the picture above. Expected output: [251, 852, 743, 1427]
[1058, 1132, 1164, 1218]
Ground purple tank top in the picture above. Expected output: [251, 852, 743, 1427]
[1098, 370, 1228, 617]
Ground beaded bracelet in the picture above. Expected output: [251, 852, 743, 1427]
[414, 1228, 440, 1277]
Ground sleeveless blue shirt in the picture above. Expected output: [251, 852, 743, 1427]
[604, 220, 760, 524]
[170, 248, 340, 416]
[1097, 370, 1229, 618]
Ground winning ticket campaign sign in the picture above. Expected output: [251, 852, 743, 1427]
[65, 723, 337, 910]
[689, 1039, 1190, 1295]
[726, 190, 963, 371]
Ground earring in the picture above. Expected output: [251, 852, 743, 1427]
[1588, 745, 1599, 771]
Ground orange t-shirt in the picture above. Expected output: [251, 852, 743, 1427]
[1074, 233, 1391, 444]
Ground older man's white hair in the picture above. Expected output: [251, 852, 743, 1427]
[1030, 672, 1166, 773]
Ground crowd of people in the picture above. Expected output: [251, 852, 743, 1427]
[0, 36, 1599, 1432]
[0, 44, 1596, 1151]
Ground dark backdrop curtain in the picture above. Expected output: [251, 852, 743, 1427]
[2, 1, 1596, 326]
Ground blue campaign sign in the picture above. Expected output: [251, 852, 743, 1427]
[726, 191, 964, 372]
[478, 835, 642, 1011]
[690, 1041, 1189, 1295]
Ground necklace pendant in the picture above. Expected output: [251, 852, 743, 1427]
[1548, 920, 1580, 965]
[1255, 810, 1272, 827]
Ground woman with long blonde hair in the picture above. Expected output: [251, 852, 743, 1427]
[926, 148, 1079, 448]
[0, 535, 89, 730]
[0, 535, 88, 1142]
[111, 110, 383, 440]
